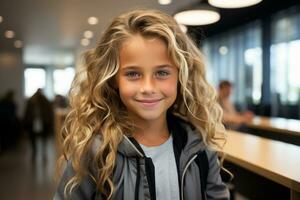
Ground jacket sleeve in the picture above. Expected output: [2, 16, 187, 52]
[53, 160, 99, 200]
[205, 149, 230, 200]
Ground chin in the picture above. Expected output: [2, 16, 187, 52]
[134, 111, 166, 122]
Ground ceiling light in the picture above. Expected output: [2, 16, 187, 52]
[174, 3, 220, 26]
[81, 38, 90, 46]
[5, 30, 15, 38]
[84, 30, 94, 39]
[0, 16, 3, 23]
[208, 0, 262, 8]
[219, 46, 228, 55]
[158, 0, 172, 5]
[88, 17, 98, 25]
[14, 40, 23, 48]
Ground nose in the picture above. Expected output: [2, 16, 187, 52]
[140, 75, 156, 94]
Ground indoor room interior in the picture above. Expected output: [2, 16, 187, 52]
[1, 0, 300, 199]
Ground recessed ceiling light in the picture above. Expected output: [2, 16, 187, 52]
[158, 0, 172, 5]
[88, 17, 98, 25]
[81, 38, 90, 46]
[84, 30, 94, 39]
[14, 40, 23, 48]
[208, 0, 263, 8]
[5, 30, 15, 38]
[0, 16, 3, 23]
[174, 9, 220, 26]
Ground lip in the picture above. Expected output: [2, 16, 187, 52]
[136, 99, 162, 108]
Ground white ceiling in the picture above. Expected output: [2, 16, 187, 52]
[0, 0, 196, 67]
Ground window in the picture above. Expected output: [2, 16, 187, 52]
[24, 68, 46, 97]
[271, 8, 300, 105]
[270, 41, 300, 105]
[244, 47, 262, 104]
[203, 21, 262, 107]
[53, 67, 75, 96]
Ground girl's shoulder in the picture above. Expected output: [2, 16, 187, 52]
[81, 134, 103, 166]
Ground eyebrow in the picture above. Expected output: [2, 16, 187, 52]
[120, 64, 175, 70]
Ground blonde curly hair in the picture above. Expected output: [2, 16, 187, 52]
[58, 9, 226, 199]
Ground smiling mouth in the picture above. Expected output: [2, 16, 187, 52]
[136, 99, 162, 107]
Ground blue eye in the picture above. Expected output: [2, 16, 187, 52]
[125, 71, 140, 79]
[156, 70, 170, 78]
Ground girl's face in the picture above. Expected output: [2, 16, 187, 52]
[116, 34, 178, 123]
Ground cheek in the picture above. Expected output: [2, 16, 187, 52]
[118, 79, 137, 102]
[161, 79, 178, 98]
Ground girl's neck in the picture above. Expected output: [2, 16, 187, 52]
[132, 116, 170, 147]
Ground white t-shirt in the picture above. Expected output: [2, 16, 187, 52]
[140, 135, 180, 200]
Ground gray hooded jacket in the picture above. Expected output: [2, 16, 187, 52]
[54, 114, 229, 200]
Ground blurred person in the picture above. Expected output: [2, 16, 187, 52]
[0, 90, 20, 151]
[53, 94, 68, 109]
[218, 80, 254, 130]
[23, 88, 54, 161]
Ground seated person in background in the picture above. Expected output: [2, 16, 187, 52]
[53, 94, 68, 109]
[218, 80, 254, 130]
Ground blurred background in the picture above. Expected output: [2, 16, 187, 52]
[1, 0, 300, 199]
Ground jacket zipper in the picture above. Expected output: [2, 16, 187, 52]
[124, 136, 156, 200]
[180, 154, 198, 200]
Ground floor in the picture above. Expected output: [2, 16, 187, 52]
[0, 136, 57, 200]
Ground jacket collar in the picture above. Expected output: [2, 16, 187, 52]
[118, 135, 144, 158]
[117, 113, 205, 158]
[168, 113, 206, 157]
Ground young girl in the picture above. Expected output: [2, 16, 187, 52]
[55, 9, 229, 200]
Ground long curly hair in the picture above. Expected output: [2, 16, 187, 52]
[58, 9, 226, 199]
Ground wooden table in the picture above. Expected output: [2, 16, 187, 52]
[221, 130, 300, 200]
[247, 116, 300, 136]
[244, 116, 300, 146]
